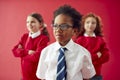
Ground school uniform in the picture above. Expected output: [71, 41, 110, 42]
[75, 33, 109, 79]
[36, 39, 96, 80]
[12, 31, 49, 80]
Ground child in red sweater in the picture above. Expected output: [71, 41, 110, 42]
[75, 13, 109, 80]
[12, 13, 49, 80]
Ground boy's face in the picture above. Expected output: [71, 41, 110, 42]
[53, 14, 75, 46]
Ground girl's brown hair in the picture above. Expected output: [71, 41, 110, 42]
[78, 12, 103, 37]
[28, 13, 50, 40]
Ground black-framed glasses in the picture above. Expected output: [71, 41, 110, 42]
[51, 24, 73, 30]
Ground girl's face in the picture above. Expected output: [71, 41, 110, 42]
[53, 14, 75, 46]
[26, 16, 42, 33]
[84, 17, 97, 33]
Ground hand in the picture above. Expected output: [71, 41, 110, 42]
[18, 44, 22, 49]
[97, 52, 102, 58]
[28, 50, 35, 55]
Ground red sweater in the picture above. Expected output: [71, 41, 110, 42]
[12, 33, 49, 80]
[75, 36, 109, 75]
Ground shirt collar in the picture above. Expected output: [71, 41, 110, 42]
[54, 39, 74, 52]
[29, 31, 41, 38]
[84, 33, 96, 37]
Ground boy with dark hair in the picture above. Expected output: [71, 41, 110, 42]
[36, 5, 95, 80]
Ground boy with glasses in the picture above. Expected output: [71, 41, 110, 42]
[36, 5, 96, 80]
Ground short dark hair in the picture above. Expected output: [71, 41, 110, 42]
[53, 4, 82, 30]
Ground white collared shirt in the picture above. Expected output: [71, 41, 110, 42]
[84, 33, 96, 37]
[29, 31, 41, 39]
[36, 39, 95, 80]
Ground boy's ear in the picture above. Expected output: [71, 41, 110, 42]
[73, 28, 78, 33]
[71, 28, 77, 36]
[73, 28, 80, 36]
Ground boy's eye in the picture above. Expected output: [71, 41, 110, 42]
[53, 24, 58, 27]
[60, 24, 68, 28]
[52, 24, 72, 30]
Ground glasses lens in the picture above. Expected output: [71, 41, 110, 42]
[52, 24, 57, 27]
[60, 24, 68, 30]
[52, 24, 72, 30]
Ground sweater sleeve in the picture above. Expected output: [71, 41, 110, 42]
[75, 37, 99, 62]
[23, 36, 49, 63]
[93, 38, 110, 65]
[90, 52, 99, 62]
[12, 34, 28, 57]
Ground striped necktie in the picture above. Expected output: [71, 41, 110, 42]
[57, 48, 67, 80]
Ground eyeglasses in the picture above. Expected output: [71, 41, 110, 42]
[51, 24, 73, 30]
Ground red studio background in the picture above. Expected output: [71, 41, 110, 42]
[0, 0, 120, 80]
